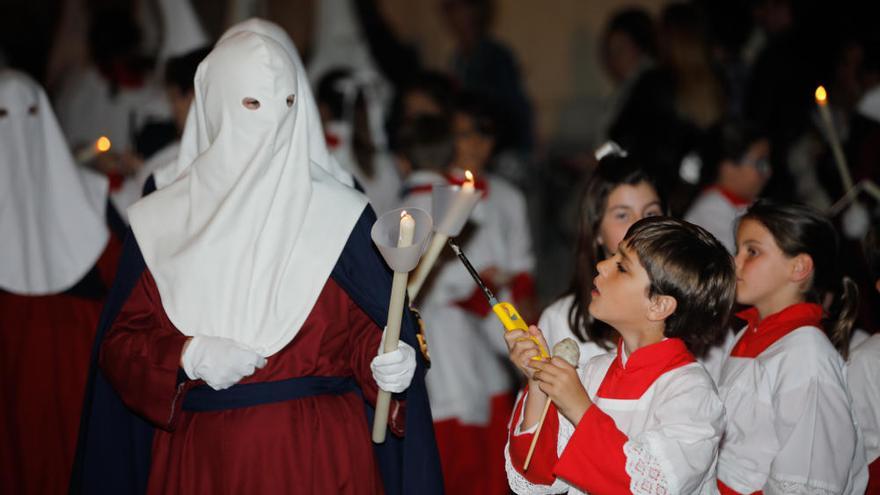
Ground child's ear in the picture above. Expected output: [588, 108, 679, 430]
[790, 253, 814, 284]
[647, 294, 677, 322]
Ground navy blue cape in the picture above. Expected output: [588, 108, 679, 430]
[69, 206, 443, 494]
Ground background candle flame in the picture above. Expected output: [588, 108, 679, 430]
[465, 170, 474, 183]
[96, 136, 111, 152]
[815, 86, 827, 104]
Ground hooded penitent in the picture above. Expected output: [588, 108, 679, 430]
[128, 32, 366, 356]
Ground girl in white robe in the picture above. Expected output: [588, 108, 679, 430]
[717, 201, 867, 494]
[537, 146, 666, 372]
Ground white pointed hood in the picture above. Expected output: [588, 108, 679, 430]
[0, 70, 109, 295]
[154, 18, 354, 190]
[128, 32, 366, 356]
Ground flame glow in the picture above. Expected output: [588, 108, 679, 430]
[465, 170, 474, 183]
[96, 136, 111, 152]
[815, 86, 827, 105]
[400, 210, 408, 218]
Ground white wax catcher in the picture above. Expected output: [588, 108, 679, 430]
[432, 184, 482, 237]
[371, 207, 433, 272]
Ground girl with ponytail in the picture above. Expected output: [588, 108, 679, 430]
[716, 200, 868, 494]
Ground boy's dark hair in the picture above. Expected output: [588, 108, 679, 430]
[604, 7, 658, 58]
[164, 46, 211, 94]
[396, 115, 454, 172]
[624, 216, 736, 357]
[567, 154, 666, 350]
[742, 200, 859, 358]
[698, 119, 768, 187]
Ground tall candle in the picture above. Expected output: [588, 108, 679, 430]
[373, 211, 415, 443]
[75, 136, 112, 163]
[815, 86, 854, 192]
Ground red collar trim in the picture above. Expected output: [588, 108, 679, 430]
[595, 338, 695, 400]
[444, 172, 489, 195]
[731, 303, 824, 358]
[709, 186, 751, 207]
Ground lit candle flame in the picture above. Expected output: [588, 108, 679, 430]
[96, 136, 111, 153]
[815, 86, 827, 105]
[464, 170, 474, 185]
[400, 210, 408, 218]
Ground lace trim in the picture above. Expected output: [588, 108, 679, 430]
[623, 439, 672, 495]
[504, 410, 584, 495]
[766, 476, 839, 495]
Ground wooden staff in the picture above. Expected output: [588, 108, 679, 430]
[372, 211, 415, 443]
[524, 338, 580, 471]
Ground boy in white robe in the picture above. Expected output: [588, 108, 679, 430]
[504, 217, 734, 494]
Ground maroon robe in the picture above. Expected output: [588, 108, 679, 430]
[100, 269, 399, 494]
[0, 237, 121, 495]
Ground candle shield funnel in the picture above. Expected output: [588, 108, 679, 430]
[432, 185, 482, 236]
[371, 207, 433, 272]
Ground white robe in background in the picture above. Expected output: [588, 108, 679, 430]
[54, 67, 170, 153]
[848, 334, 880, 468]
[684, 187, 749, 255]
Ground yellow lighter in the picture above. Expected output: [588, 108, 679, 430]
[448, 240, 550, 359]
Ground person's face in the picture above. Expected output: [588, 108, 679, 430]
[734, 218, 797, 310]
[603, 30, 640, 85]
[597, 182, 663, 256]
[452, 112, 494, 172]
[589, 242, 653, 329]
[442, 1, 481, 46]
[721, 139, 771, 201]
[166, 87, 194, 135]
[403, 90, 443, 120]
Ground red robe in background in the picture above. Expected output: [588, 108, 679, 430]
[100, 269, 397, 494]
[0, 237, 121, 495]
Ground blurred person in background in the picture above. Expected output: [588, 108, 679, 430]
[0, 69, 121, 495]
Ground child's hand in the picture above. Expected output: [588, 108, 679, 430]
[504, 325, 548, 380]
[529, 357, 592, 425]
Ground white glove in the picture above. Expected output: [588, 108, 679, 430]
[370, 328, 417, 394]
[181, 336, 267, 391]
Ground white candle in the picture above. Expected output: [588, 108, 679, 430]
[815, 86, 854, 192]
[462, 169, 475, 192]
[407, 170, 478, 301]
[373, 211, 415, 443]
[75, 136, 112, 163]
